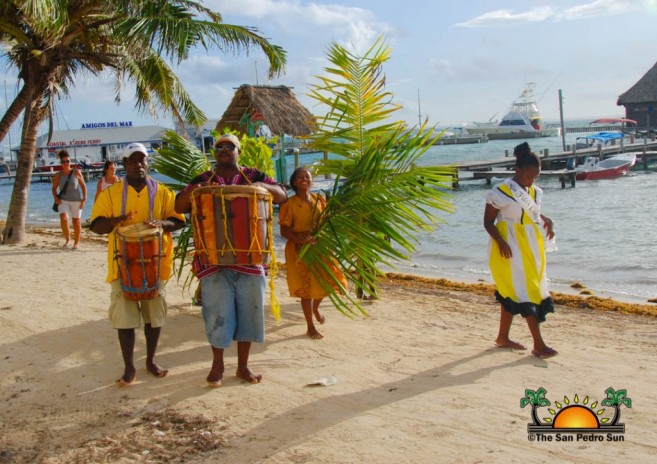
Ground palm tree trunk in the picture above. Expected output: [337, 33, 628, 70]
[611, 406, 620, 425]
[0, 85, 29, 145]
[2, 89, 44, 244]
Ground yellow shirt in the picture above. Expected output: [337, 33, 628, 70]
[90, 180, 185, 283]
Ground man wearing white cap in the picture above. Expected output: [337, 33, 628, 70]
[90, 142, 185, 386]
[176, 133, 287, 387]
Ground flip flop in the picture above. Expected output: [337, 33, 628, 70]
[236, 370, 262, 384]
[206, 379, 223, 388]
[116, 376, 136, 387]
[494, 341, 527, 350]
[532, 348, 558, 359]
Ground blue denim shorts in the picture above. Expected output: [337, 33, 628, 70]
[201, 270, 266, 348]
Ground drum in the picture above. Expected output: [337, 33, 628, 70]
[191, 185, 272, 265]
[115, 223, 163, 301]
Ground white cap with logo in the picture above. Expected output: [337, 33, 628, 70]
[123, 142, 149, 158]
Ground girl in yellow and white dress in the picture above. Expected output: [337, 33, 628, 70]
[483, 150, 557, 359]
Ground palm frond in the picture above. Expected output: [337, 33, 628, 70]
[300, 36, 455, 316]
[151, 129, 211, 190]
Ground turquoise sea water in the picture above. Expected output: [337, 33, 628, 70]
[1, 128, 656, 303]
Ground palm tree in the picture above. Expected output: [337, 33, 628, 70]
[0, 0, 286, 244]
[520, 387, 551, 425]
[601, 387, 632, 425]
[298, 37, 456, 315]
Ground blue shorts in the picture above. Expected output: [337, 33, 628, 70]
[201, 270, 266, 348]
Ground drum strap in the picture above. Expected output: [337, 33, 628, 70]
[121, 177, 159, 219]
[207, 168, 252, 186]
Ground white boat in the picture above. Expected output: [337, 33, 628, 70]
[464, 83, 560, 140]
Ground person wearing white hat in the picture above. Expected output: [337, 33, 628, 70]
[90, 142, 186, 386]
[175, 133, 287, 387]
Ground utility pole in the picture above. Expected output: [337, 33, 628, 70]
[417, 89, 421, 127]
[558, 89, 566, 151]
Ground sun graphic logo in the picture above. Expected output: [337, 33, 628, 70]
[521, 387, 631, 442]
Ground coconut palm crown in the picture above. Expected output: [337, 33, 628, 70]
[0, 0, 286, 244]
[299, 37, 456, 316]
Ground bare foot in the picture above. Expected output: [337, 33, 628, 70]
[307, 328, 324, 340]
[146, 362, 169, 378]
[494, 339, 527, 350]
[236, 367, 262, 384]
[532, 347, 558, 359]
[207, 364, 224, 387]
[314, 309, 326, 324]
[116, 366, 136, 386]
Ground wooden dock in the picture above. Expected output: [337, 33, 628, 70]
[470, 169, 577, 188]
[451, 137, 657, 188]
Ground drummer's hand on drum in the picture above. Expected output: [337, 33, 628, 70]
[144, 218, 165, 230]
[253, 182, 288, 204]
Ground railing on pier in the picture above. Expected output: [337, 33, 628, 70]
[450, 136, 657, 189]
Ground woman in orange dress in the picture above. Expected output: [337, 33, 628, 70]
[279, 167, 347, 339]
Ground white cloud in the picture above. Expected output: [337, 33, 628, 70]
[456, 1, 642, 28]
[558, 0, 638, 21]
[455, 7, 553, 28]
[212, 0, 389, 53]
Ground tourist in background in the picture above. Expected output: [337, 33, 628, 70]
[94, 160, 121, 203]
[483, 148, 557, 359]
[52, 150, 87, 250]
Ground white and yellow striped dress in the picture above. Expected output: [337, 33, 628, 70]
[485, 179, 554, 322]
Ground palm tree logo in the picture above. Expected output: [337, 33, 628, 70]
[521, 387, 631, 434]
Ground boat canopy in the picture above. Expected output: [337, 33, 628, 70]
[590, 118, 637, 126]
[576, 131, 624, 144]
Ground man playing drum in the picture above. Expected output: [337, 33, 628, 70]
[90, 143, 185, 386]
[175, 133, 287, 387]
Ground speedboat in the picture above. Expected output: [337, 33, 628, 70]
[575, 153, 636, 180]
[464, 82, 560, 140]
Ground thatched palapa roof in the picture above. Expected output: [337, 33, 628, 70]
[215, 85, 316, 136]
[617, 61, 657, 105]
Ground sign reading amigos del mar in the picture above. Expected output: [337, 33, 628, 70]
[80, 121, 133, 129]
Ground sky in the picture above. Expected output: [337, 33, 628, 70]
[2, 0, 657, 145]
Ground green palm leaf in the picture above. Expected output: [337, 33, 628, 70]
[299, 37, 455, 316]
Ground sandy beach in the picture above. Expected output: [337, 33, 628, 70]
[1, 228, 656, 463]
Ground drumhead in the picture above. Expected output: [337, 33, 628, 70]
[192, 184, 270, 199]
[117, 223, 163, 239]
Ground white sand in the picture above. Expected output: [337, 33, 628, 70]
[1, 228, 656, 463]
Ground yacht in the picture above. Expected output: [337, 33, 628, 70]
[464, 83, 560, 140]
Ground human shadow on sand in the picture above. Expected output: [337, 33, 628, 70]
[216, 349, 534, 461]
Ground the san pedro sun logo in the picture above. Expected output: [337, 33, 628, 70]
[521, 387, 631, 442]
